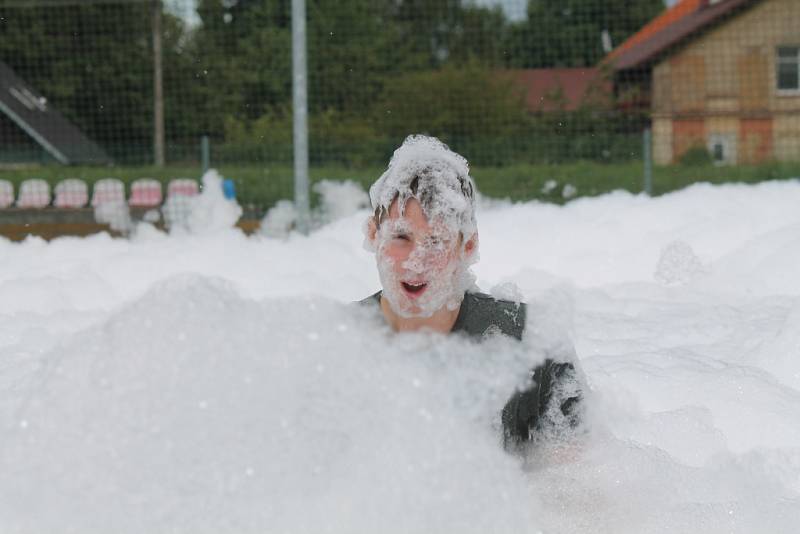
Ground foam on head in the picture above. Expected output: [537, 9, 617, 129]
[369, 135, 477, 240]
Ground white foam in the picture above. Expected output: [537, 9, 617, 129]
[0, 278, 540, 533]
[1, 179, 800, 532]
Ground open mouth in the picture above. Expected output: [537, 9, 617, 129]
[401, 281, 428, 297]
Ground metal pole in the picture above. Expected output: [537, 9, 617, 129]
[201, 135, 210, 174]
[152, 0, 165, 167]
[292, 0, 310, 234]
[643, 128, 653, 196]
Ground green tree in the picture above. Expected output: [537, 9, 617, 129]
[372, 63, 531, 165]
[0, 2, 199, 163]
[505, 0, 665, 68]
[384, 0, 511, 68]
[0, 3, 153, 160]
[193, 0, 292, 134]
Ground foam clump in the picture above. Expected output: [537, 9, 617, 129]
[562, 183, 577, 199]
[94, 201, 132, 233]
[654, 240, 706, 285]
[159, 170, 241, 234]
[260, 180, 370, 238]
[259, 199, 298, 238]
[186, 169, 243, 233]
[541, 179, 558, 194]
[490, 281, 524, 303]
[313, 179, 370, 224]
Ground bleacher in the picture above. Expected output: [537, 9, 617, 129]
[0, 177, 209, 240]
[0, 178, 201, 210]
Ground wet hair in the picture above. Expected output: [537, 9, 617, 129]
[372, 170, 475, 228]
[368, 135, 478, 240]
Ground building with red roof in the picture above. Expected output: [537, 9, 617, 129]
[606, 0, 800, 165]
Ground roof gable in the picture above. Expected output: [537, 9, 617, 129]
[607, 0, 760, 71]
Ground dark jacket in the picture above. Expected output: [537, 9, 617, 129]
[360, 291, 581, 449]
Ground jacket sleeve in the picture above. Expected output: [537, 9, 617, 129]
[501, 358, 582, 450]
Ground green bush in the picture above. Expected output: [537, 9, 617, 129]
[371, 63, 531, 164]
[680, 145, 713, 166]
[219, 108, 393, 167]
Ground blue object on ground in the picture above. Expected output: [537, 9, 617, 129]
[222, 178, 236, 200]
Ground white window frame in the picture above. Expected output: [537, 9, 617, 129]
[776, 46, 800, 95]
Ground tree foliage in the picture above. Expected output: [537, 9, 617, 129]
[0, 0, 664, 165]
[505, 0, 665, 68]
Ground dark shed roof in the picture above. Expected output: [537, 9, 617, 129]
[0, 60, 112, 165]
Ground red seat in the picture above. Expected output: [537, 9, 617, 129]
[129, 178, 163, 208]
[167, 178, 199, 198]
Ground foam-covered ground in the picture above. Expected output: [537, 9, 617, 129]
[1, 179, 800, 533]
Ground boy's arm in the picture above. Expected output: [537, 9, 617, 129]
[501, 358, 582, 450]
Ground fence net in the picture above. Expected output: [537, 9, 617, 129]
[0, 0, 798, 211]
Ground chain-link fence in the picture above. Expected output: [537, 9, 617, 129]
[1, 0, 799, 211]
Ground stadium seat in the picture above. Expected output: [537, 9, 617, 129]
[0, 180, 13, 209]
[167, 178, 199, 198]
[129, 178, 163, 208]
[16, 179, 51, 208]
[91, 178, 126, 207]
[53, 178, 89, 208]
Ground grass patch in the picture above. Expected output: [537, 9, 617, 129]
[1, 160, 798, 214]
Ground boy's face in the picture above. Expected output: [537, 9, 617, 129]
[371, 197, 475, 318]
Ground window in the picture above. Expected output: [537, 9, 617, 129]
[777, 46, 800, 92]
[708, 133, 736, 165]
[712, 142, 724, 161]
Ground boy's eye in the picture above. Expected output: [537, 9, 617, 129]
[424, 236, 447, 248]
[393, 233, 410, 242]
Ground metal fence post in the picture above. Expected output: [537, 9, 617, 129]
[292, 0, 310, 234]
[643, 128, 653, 196]
[152, 0, 165, 167]
[201, 135, 210, 174]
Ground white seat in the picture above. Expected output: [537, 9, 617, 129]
[54, 179, 89, 208]
[129, 178, 163, 208]
[91, 178, 126, 207]
[0, 180, 13, 209]
[161, 194, 193, 229]
[16, 179, 50, 208]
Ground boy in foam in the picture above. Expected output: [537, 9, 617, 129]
[362, 134, 581, 448]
